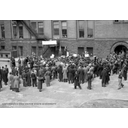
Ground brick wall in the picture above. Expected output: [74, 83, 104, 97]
[44, 20, 52, 39]
[67, 20, 77, 39]
[95, 20, 128, 38]
[4, 21, 12, 38]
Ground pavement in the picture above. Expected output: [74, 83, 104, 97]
[0, 74, 128, 108]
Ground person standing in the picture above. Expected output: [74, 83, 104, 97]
[37, 68, 45, 92]
[18, 57, 21, 68]
[13, 73, 21, 92]
[26, 69, 31, 87]
[37, 74, 44, 92]
[87, 70, 93, 90]
[74, 71, 82, 89]
[63, 65, 68, 82]
[67, 65, 72, 84]
[78, 65, 85, 84]
[45, 69, 51, 87]
[118, 70, 124, 90]
[8, 72, 14, 91]
[22, 70, 27, 87]
[31, 70, 37, 87]
[5, 65, 9, 83]
[0, 68, 2, 91]
[122, 63, 127, 81]
[2, 67, 8, 85]
[57, 65, 63, 82]
[101, 67, 107, 87]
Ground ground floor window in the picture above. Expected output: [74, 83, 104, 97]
[18, 46, 23, 56]
[86, 47, 93, 56]
[12, 46, 17, 50]
[31, 46, 36, 54]
[38, 47, 42, 56]
[78, 47, 84, 55]
[1, 46, 5, 50]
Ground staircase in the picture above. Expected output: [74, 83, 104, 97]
[19, 20, 49, 40]
[14, 20, 53, 57]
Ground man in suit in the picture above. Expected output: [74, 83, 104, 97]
[74, 70, 82, 89]
[31, 69, 37, 87]
[2, 67, 8, 85]
[5, 65, 9, 83]
[78, 65, 85, 84]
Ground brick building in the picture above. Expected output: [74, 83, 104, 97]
[0, 20, 128, 58]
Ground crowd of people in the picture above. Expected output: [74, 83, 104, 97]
[0, 50, 128, 92]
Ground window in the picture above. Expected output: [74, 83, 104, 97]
[18, 46, 23, 56]
[78, 21, 85, 38]
[1, 24, 5, 38]
[12, 21, 17, 38]
[78, 47, 84, 55]
[1, 46, 5, 50]
[53, 21, 59, 35]
[87, 20, 93, 38]
[61, 21, 67, 38]
[31, 46, 36, 54]
[12, 46, 17, 50]
[87, 47, 93, 56]
[38, 22, 44, 34]
[38, 47, 42, 56]
[31, 22, 37, 31]
[19, 24, 23, 38]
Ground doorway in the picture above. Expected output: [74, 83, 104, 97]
[114, 45, 128, 55]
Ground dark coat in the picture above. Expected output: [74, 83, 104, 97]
[2, 69, 8, 83]
[0, 69, 2, 88]
[57, 66, 63, 81]
[101, 69, 107, 87]
[74, 73, 81, 89]
[87, 72, 93, 89]
[37, 76, 44, 90]
[78, 67, 85, 83]
[26, 71, 31, 86]
[22, 72, 27, 87]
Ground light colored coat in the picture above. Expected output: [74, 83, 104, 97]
[13, 76, 21, 88]
[63, 66, 67, 79]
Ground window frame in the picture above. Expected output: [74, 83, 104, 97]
[61, 21, 67, 38]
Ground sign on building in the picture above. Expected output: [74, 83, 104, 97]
[42, 40, 57, 45]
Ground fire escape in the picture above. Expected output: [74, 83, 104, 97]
[14, 20, 51, 57]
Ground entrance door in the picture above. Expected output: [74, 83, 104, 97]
[50, 47, 56, 56]
[78, 47, 84, 55]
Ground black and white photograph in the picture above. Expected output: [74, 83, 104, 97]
[1, 20, 128, 108]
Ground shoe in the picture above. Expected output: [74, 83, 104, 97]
[118, 87, 121, 90]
